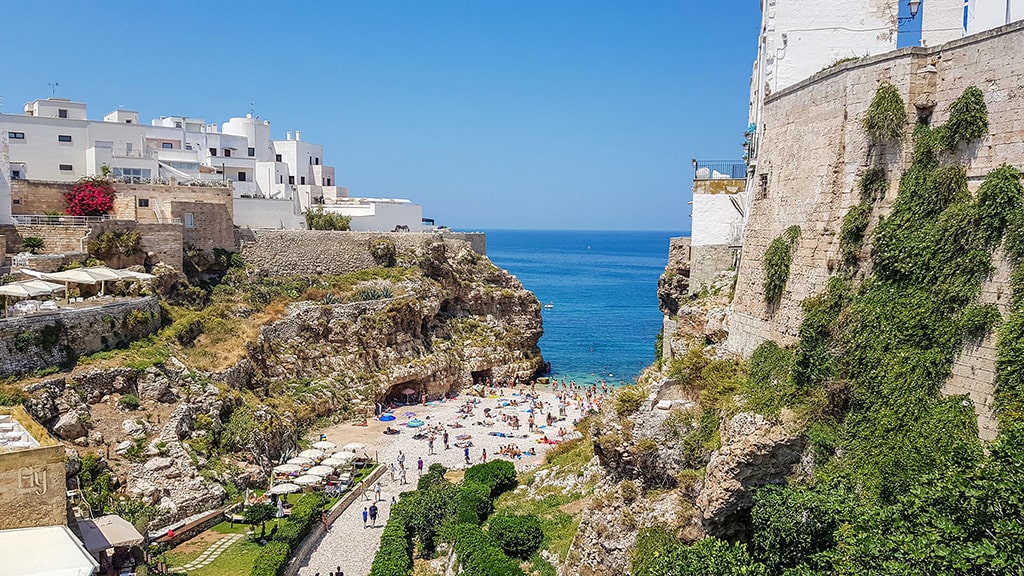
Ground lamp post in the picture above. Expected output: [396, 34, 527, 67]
[898, 0, 922, 24]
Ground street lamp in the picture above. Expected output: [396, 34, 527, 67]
[899, 0, 922, 24]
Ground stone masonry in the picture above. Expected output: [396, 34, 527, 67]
[0, 406, 68, 530]
[238, 230, 487, 276]
[726, 21, 1024, 437]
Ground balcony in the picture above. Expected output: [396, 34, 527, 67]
[692, 160, 747, 180]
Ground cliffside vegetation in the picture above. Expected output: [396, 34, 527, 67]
[762, 225, 800, 307]
[626, 85, 1024, 575]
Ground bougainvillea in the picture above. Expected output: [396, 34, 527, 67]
[64, 177, 115, 216]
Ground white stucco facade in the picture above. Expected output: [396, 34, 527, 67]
[323, 199, 425, 232]
[1, 97, 432, 231]
[691, 192, 744, 247]
[967, 0, 1024, 33]
[0, 130, 13, 224]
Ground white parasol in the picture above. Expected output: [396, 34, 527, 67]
[297, 449, 325, 460]
[306, 465, 334, 476]
[268, 483, 300, 494]
[342, 442, 367, 452]
[312, 440, 337, 450]
[286, 457, 314, 466]
[272, 463, 302, 474]
[332, 451, 357, 461]
[320, 457, 348, 467]
[292, 474, 322, 486]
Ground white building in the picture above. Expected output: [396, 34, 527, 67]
[967, 0, 1024, 33]
[1, 97, 429, 231]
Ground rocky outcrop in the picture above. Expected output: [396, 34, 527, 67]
[696, 412, 806, 539]
[658, 238, 691, 317]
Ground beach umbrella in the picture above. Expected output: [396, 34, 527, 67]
[332, 451, 357, 461]
[320, 457, 347, 467]
[293, 474, 322, 486]
[312, 441, 337, 451]
[272, 464, 302, 474]
[286, 457, 314, 466]
[342, 442, 366, 452]
[297, 449, 325, 460]
[379, 414, 396, 422]
[306, 465, 334, 476]
[268, 483, 300, 495]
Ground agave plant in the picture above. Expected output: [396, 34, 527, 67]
[356, 285, 394, 301]
[321, 293, 339, 305]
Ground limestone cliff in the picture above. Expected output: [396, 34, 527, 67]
[14, 235, 545, 530]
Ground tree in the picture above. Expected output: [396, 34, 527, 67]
[65, 177, 115, 216]
[305, 206, 351, 231]
[488, 514, 544, 559]
[244, 503, 277, 539]
[21, 237, 45, 254]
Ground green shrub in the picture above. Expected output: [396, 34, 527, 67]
[456, 481, 493, 524]
[463, 460, 517, 498]
[369, 517, 413, 576]
[305, 207, 351, 231]
[941, 85, 988, 150]
[839, 202, 871, 265]
[750, 482, 853, 574]
[859, 167, 888, 201]
[488, 514, 544, 559]
[763, 227, 800, 307]
[21, 237, 45, 254]
[272, 491, 326, 549]
[445, 523, 525, 576]
[118, 394, 140, 410]
[356, 285, 394, 301]
[614, 385, 647, 416]
[369, 238, 398, 267]
[862, 82, 906, 142]
[633, 529, 766, 576]
[250, 540, 290, 576]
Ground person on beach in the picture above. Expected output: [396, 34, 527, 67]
[397, 450, 405, 469]
[389, 463, 396, 481]
[443, 430, 449, 450]
[400, 467, 407, 485]
[480, 448, 487, 463]
[428, 436, 435, 454]
[362, 507, 368, 528]
[375, 480, 382, 502]
[464, 445, 471, 464]
[369, 504, 379, 527]
[417, 456, 424, 475]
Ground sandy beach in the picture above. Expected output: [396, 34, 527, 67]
[296, 386, 603, 576]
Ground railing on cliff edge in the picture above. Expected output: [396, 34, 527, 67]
[692, 160, 747, 180]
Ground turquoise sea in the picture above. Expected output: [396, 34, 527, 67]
[484, 229, 687, 385]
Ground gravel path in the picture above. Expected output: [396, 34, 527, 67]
[295, 388, 599, 576]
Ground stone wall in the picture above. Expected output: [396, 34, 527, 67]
[169, 200, 234, 251]
[238, 230, 487, 276]
[689, 244, 738, 295]
[725, 21, 1024, 436]
[0, 296, 161, 377]
[0, 406, 67, 530]
[5, 223, 90, 254]
[91, 220, 185, 270]
[10, 180, 66, 215]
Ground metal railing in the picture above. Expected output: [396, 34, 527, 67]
[112, 175, 230, 187]
[693, 160, 747, 180]
[13, 214, 110, 226]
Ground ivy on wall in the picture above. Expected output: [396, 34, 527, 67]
[862, 82, 907, 143]
[763, 226, 801, 308]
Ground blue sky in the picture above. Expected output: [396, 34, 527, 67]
[1, 1, 762, 231]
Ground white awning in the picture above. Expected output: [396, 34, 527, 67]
[76, 515, 144, 553]
[0, 525, 100, 576]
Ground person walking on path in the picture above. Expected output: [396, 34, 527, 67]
[428, 436, 435, 455]
[374, 481, 382, 502]
[417, 456, 424, 475]
[400, 467, 407, 485]
[480, 448, 487, 463]
[397, 450, 405, 470]
[443, 430, 449, 450]
[368, 504, 379, 527]
[362, 507, 368, 528]
[464, 445, 471, 465]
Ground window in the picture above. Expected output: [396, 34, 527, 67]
[8, 132, 25, 140]
[58, 109, 68, 119]
[59, 164, 73, 171]
[126, 142, 133, 153]
[12, 198, 21, 205]
[315, 157, 319, 165]
[175, 121, 182, 128]
[113, 167, 151, 180]
[248, 147, 255, 157]
[275, 154, 282, 162]
[223, 149, 232, 157]
[58, 134, 72, 143]
[300, 176, 306, 185]
[237, 171, 246, 181]
[288, 176, 295, 185]
[162, 142, 173, 149]
[184, 213, 195, 228]
[309, 157, 313, 165]
[11, 170, 21, 179]
[326, 178, 331, 186]
[125, 119, 133, 124]
[756, 173, 769, 200]
[279, 175, 283, 184]
[209, 147, 217, 156]
[138, 198, 150, 208]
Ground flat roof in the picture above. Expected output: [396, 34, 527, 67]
[0, 407, 57, 454]
[0, 525, 99, 576]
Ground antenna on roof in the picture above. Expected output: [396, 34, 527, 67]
[250, 101, 256, 118]
[48, 82, 60, 96]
